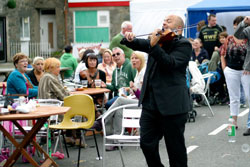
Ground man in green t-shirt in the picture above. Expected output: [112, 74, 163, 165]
[60, 45, 78, 79]
[109, 21, 134, 59]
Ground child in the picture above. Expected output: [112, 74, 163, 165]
[208, 32, 228, 71]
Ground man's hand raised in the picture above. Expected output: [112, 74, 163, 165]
[124, 32, 135, 42]
[150, 29, 162, 47]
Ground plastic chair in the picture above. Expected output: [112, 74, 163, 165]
[197, 73, 214, 116]
[102, 103, 142, 167]
[49, 94, 101, 167]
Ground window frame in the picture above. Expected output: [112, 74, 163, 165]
[20, 17, 30, 41]
[73, 10, 110, 43]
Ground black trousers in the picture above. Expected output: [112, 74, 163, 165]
[140, 108, 188, 167]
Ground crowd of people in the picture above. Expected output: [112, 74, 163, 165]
[188, 14, 250, 137]
[3, 14, 250, 167]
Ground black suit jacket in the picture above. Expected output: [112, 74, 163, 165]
[121, 36, 192, 116]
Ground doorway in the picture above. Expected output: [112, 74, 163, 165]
[0, 17, 6, 62]
[40, 9, 57, 52]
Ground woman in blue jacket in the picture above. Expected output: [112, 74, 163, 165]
[7, 53, 38, 98]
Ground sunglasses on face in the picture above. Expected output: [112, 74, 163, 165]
[112, 52, 121, 57]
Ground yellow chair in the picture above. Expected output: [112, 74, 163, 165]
[49, 94, 101, 167]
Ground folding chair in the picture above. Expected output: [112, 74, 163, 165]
[102, 103, 142, 167]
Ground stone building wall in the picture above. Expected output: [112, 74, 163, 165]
[0, 0, 66, 61]
[0, 0, 130, 61]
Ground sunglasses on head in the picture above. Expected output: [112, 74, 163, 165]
[112, 52, 121, 57]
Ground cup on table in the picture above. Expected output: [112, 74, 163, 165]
[81, 80, 88, 89]
[95, 79, 101, 88]
[19, 96, 26, 106]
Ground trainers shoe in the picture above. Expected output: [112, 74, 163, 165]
[193, 100, 201, 107]
[243, 128, 250, 136]
[240, 104, 247, 108]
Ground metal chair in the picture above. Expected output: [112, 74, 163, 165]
[102, 103, 142, 167]
[13, 99, 63, 156]
[49, 94, 101, 167]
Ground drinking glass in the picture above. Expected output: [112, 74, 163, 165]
[81, 80, 88, 89]
[95, 79, 101, 88]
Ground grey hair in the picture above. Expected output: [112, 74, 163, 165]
[121, 21, 132, 29]
[112, 47, 124, 55]
[33, 56, 44, 64]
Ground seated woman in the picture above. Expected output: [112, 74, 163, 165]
[191, 38, 209, 65]
[26, 57, 44, 86]
[97, 49, 116, 85]
[79, 52, 106, 86]
[80, 52, 107, 120]
[74, 49, 94, 83]
[38, 58, 81, 145]
[38, 57, 69, 100]
[7, 53, 38, 98]
[94, 51, 146, 151]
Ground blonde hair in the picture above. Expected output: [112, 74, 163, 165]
[13, 52, 28, 68]
[131, 51, 146, 71]
[33, 56, 44, 64]
[44, 58, 60, 73]
[103, 48, 112, 56]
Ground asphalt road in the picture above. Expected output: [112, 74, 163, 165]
[6, 104, 250, 167]
[0, 66, 249, 167]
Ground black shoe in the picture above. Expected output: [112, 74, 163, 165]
[243, 129, 250, 136]
[105, 146, 119, 151]
[91, 120, 102, 131]
[39, 136, 47, 145]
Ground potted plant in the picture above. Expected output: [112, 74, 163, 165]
[7, 0, 16, 9]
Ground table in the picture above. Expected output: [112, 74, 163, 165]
[71, 88, 110, 113]
[70, 88, 110, 95]
[0, 106, 70, 167]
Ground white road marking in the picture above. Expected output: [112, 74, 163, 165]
[208, 124, 228, 135]
[238, 108, 249, 117]
[187, 145, 199, 154]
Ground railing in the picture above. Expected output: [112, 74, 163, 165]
[9, 42, 21, 58]
[10, 42, 52, 59]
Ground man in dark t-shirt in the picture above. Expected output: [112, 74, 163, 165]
[199, 14, 223, 59]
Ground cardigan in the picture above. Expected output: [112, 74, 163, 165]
[7, 69, 38, 98]
[38, 72, 70, 101]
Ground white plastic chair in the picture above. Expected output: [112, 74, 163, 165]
[198, 73, 215, 116]
[102, 103, 142, 167]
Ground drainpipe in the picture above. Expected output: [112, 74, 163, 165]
[64, 0, 68, 45]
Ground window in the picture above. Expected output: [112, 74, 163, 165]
[74, 11, 110, 43]
[20, 17, 30, 41]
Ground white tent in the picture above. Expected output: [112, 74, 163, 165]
[130, 0, 202, 38]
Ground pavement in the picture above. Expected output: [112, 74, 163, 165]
[1, 63, 250, 167]
[3, 104, 249, 167]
